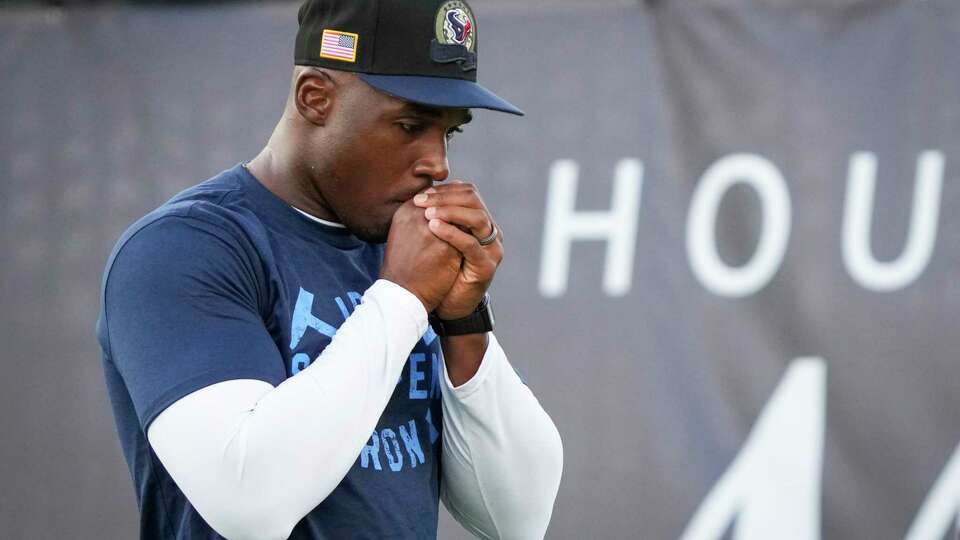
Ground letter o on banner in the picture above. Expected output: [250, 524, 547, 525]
[687, 154, 792, 297]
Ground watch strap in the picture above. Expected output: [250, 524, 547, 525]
[429, 294, 495, 337]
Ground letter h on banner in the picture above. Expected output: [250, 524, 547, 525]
[539, 159, 643, 298]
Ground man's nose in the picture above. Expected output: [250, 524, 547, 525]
[412, 139, 450, 182]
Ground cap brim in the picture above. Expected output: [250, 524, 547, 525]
[357, 73, 524, 116]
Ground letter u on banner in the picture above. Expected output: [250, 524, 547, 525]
[842, 151, 944, 292]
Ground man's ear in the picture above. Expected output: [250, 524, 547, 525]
[294, 68, 336, 126]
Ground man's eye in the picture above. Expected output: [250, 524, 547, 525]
[446, 127, 463, 141]
[399, 122, 426, 135]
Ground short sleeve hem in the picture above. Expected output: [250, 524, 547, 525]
[141, 367, 285, 432]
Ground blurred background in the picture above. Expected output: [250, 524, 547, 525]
[2, 0, 959, 538]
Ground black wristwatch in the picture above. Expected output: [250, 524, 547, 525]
[429, 294, 495, 337]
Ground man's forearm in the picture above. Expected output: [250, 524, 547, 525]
[147, 280, 427, 540]
[440, 333, 488, 386]
[439, 334, 564, 539]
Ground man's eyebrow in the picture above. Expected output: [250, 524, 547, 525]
[400, 103, 472, 124]
[400, 103, 443, 117]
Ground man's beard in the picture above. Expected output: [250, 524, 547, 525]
[338, 210, 392, 244]
[321, 191, 393, 244]
[349, 221, 390, 244]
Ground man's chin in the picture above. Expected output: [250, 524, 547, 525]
[349, 221, 391, 244]
[343, 204, 399, 244]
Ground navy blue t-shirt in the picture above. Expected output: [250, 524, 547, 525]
[97, 164, 445, 539]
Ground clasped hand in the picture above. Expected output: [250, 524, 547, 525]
[380, 182, 503, 319]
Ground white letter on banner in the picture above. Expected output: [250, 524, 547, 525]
[842, 151, 944, 292]
[538, 159, 643, 298]
[687, 154, 791, 297]
[680, 358, 826, 540]
[904, 441, 960, 540]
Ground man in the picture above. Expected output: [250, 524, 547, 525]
[96, 0, 563, 539]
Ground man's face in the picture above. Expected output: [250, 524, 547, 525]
[313, 80, 472, 243]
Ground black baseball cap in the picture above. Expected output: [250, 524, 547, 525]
[294, 0, 523, 116]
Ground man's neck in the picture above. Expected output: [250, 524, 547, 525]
[246, 144, 341, 224]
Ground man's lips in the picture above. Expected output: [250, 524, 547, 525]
[396, 184, 434, 203]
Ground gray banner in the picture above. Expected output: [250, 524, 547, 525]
[1, 1, 958, 538]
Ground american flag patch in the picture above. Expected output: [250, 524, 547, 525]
[320, 29, 359, 63]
